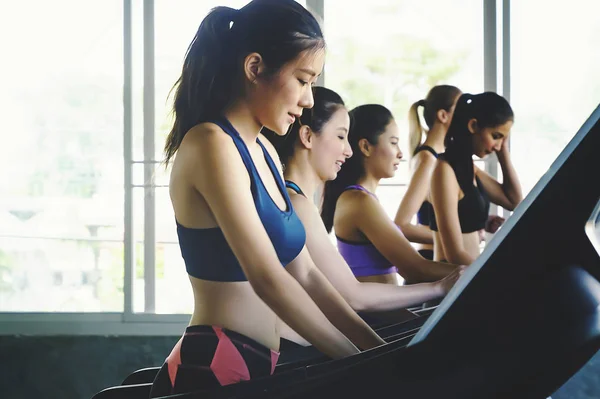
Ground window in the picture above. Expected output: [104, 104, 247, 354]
[0, 0, 124, 312]
[324, 0, 484, 216]
[509, 0, 600, 197]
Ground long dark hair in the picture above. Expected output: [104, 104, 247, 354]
[443, 92, 514, 192]
[264, 86, 346, 168]
[163, 0, 325, 166]
[321, 104, 394, 232]
[408, 85, 461, 157]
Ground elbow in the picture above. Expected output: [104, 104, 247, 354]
[447, 251, 473, 266]
[346, 289, 368, 312]
[336, 281, 367, 312]
[248, 271, 282, 303]
[505, 198, 521, 212]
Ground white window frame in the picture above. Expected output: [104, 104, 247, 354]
[0, 0, 505, 336]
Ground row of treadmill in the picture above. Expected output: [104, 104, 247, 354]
[93, 104, 600, 399]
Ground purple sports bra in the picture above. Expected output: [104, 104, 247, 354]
[336, 185, 398, 277]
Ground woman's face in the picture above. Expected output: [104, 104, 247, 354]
[251, 49, 325, 135]
[367, 119, 403, 179]
[309, 108, 352, 181]
[471, 119, 513, 158]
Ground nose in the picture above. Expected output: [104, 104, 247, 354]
[494, 140, 503, 152]
[397, 146, 403, 160]
[344, 139, 353, 158]
[299, 86, 314, 109]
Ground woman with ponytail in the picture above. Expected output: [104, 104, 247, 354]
[151, 2, 384, 396]
[321, 104, 460, 286]
[265, 87, 464, 329]
[429, 92, 523, 265]
[394, 85, 462, 260]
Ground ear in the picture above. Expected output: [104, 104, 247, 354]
[467, 118, 479, 135]
[298, 125, 313, 149]
[437, 109, 449, 124]
[358, 138, 371, 157]
[243, 52, 266, 84]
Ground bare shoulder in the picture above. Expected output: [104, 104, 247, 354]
[338, 189, 379, 218]
[180, 122, 235, 153]
[432, 158, 456, 181]
[177, 122, 248, 190]
[412, 149, 437, 169]
[289, 192, 319, 223]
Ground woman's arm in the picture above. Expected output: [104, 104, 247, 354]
[291, 194, 459, 313]
[430, 161, 476, 265]
[394, 153, 436, 244]
[286, 247, 385, 350]
[342, 191, 458, 283]
[185, 125, 359, 359]
[475, 140, 523, 210]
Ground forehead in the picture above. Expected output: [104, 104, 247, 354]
[326, 107, 350, 126]
[285, 48, 325, 75]
[495, 120, 513, 135]
[382, 119, 399, 137]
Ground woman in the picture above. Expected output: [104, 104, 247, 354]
[266, 87, 464, 326]
[429, 92, 523, 265]
[321, 104, 460, 285]
[151, 2, 384, 396]
[394, 85, 462, 260]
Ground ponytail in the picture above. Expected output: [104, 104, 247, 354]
[163, 6, 238, 166]
[162, 0, 325, 167]
[408, 99, 426, 157]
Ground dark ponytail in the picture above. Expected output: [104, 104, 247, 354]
[164, 7, 238, 165]
[163, 0, 325, 166]
[321, 104, 393, 233]
[443, 92, 514, 192]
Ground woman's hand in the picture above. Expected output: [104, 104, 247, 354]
[435, 265, 467, 295]
[485, 215, 505, 234]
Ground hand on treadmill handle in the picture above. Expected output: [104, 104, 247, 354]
[436, 265, 467, 295]
[485, 215, 505, 234]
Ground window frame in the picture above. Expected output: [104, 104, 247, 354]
[0, 0, 506, 336]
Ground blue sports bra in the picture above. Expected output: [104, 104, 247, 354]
[176, 117, 306, 282]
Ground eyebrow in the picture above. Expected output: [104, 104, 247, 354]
[390, 136, 400, 140]
[297, 68, 320, 77]
[337, 127, 348, 132]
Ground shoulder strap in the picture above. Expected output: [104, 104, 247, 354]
[343, 184, 377, 199]
[285, 180, 306, 197]
[413, 145, 438, 158]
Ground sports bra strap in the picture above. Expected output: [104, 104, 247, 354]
[285, 180, 306, 197]
[344, 184, 377, 199]
[413, 145, 439, 158]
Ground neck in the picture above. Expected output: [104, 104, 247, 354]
[422, 123, 447, 154]
[356, 172, 380, 195]
[223, 100, 263, 145]
[284, 152, 322, 201]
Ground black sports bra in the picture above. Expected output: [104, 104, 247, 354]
[413, 145, 438, 226]
[429, 174, 490, 234]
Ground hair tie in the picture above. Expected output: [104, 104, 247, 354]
[418, 99, 426, 107]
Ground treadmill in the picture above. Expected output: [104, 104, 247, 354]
[159, 103, 600, 399]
